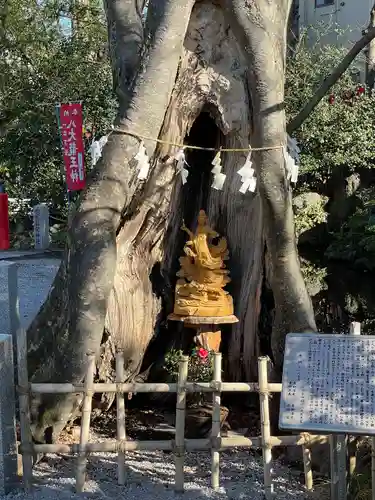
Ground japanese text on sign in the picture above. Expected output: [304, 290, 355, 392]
[57, 103, 86, 191]
[279, 333, 375, 434]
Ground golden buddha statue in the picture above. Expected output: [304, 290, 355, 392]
[173, 210, 234, 317]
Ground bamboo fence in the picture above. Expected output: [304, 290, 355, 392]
[16, 330, 329, 497]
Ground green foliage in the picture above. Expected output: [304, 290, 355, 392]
[326, 189, 375, 269]
[0, 0, 116, 220]
[294, 195, 328, 238]
[164, 348, 214, 383]
[286, 29, 375, 190]
[300, 258, 327, 296]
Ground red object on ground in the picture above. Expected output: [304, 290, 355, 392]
[0, 193, 10, 250]
[58, 102, 86, 191]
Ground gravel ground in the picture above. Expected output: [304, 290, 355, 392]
[1, 431, 309, 500]
[0, 258, 60, 334]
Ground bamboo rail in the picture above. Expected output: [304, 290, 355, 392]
[28, 381, 283, 394]
[17, 349, 327, 495]
[19, 433, 330, 455]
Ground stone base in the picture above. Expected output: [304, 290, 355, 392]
[0, 335, 17, 495]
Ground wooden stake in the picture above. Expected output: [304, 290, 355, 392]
[258, 356, 273, 500]
[76, 352, 95, 493]
[211, 353, 222, 490]
[116, 350, 126, 485]
[174, 355, 188, 492]
[16, 326, 33, 490]
[302, 445, 313, 491]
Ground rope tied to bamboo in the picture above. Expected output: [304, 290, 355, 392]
[300, 432, 312, 447]
[17, 385, 30, 395]
[210, 381, 221, 391]
[172, 441, 185, 457]
[116, 440, 128, 453]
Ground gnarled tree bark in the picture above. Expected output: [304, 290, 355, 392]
[225, 0, 316, 370]
[28, 0, 196, 442]
[30, 0, 368, 442]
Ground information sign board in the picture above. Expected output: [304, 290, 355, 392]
[279, 333, 375, 434]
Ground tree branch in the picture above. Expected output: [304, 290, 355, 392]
[104, 0, 145, 103]
[287, 26, 375, 134]
[365, 2, 375, 88]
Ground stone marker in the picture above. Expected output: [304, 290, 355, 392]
[0, 262, 19, 344]
[0, 334, 18, 495]
[33, 203, 49, 250]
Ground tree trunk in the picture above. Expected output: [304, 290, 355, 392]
[28, 0, 196, 442]
[224, 0, 316, 371]
[366, 3, 375, 89]
[30, 0, 367, 441]
[28, 0, 266, 442]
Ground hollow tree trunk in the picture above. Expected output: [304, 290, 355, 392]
[28, 0, 196, 442]
[27, 0, 316, 442]
[225, 0, 317, 371]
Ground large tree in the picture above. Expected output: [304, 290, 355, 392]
[25, 0, 375, 443]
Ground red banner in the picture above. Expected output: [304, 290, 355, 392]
[58, 102, 86, 191]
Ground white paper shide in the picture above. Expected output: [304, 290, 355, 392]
[134, 141, 150, 180]
[211, 151, 226, 190]
[90, 135, 109, 167]
[174, 149, 189, 184]
[237, 149, 257, 193]
[285, 135, 300, 184]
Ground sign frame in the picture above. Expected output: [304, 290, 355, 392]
[279, 332, 375, 435]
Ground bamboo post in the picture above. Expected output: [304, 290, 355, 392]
[76, 352, 95, 493]
[302, 445, 313, 491]
[348, 324, 375, 500]
[347, 321, 362, 487]
[348, 437, 357, 477]
[330, 435, 338, 500]
[211, 352, 222, 490]
[116, 350, 126, 485]
[174, 355, 188, 492]
[258, 356, 273, 499]
[16, 326, 33, 490]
